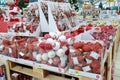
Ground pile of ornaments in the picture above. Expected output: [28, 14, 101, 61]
[52, 7, 71, 31]
[9, 22, 38, 33]
[71, 26, 85, 37]
[25, 3, 40, 24]
[91, 25, 117, 49]
[0, 23, 117, 72]
[0, 36, 39, 61]
[36, 32, 74, 68]
[69, 41, 103, 74]
[41, 2, 48, 21]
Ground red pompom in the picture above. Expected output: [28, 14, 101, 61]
[74, 66, 82, 70]
[73, 42, 84, 49]
[44, 43, 53, 50]
[39, 42, 45, 49]
[64, 32, 71, 39]
[69, 59, 74, 67]
[52, 57, 60, 66]
[82, 45, 91, 52]
[60, 41, 68, 46]
[2, 39, 11, 46]
[91, 60, 100, 74]
[77, 55, 84, 62]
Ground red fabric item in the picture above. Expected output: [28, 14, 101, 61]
[0, 22, 8, 32]
[24, 0, 29, 3]
[0, 67, 3, 74]
[15, 0, 20, 6]
[10, 18, 20, 22]
[10, 12, 18, 15]
[0, 15, 4, 21]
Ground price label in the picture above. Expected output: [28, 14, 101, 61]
[19, 52, 24, 57]
[90, 51, 100, 60]
[75, 71, 80, 75]
[109, 0, 114, 2]
[38, 65, 42, 69]
[72, 57, 79, 65]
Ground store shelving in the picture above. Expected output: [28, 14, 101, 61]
[0, 0, 120, 80]
[0, 43, 114, 80]
[10, 65, 33, 76]
[0, 25, 119, 80]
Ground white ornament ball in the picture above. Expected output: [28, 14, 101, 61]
[0, 45, 4, 51]
[42, 53, 48, 61]
[46, 38, 54, 45]
[70, 49, 76, 53]
[36, 54, 42, 62]
[62, 46, 68, 52]
[33, 51, 37, 58]
[48, 50, 56, 59]
[48, 59, 53, 64]
[53, 41, 60, 50]
[56, 49, 65, 57]
[67, 38, 74, 45]
[49, 32, 56, 38]
[56, 32, 62, 37]
[37, 39, 43, 47]
[59, 35, 66, 41]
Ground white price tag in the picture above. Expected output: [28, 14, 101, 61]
[86, 58, 92, 64]
[0, 45, 4, 51]
[39, 64, 42, 69]
[70, 49, 76, 53]
[86, 16, 92, 21]
[33, 51, 37, 58]
[9, 48, 12, 53]
[72, 57, 79, 65]
[90, 51, 100, 60]
[79, 16, 83, 21]
[48, 59, 53, 64]
[19, 52, 24, 56]
[75, 70, 80, 75]
[82, 66, 91, 72]
[109, 35, 113, 40]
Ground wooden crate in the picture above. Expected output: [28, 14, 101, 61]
[7, 60, 97, 80]
[44, 75, 70, 80]
[8, 61, 49, 79]
[0, 58, 11, 80]
[79, 77, 95, 80]
[107, 47, 112, 80]
[33, 67, 49, 78]
[113, 26, 120, 61]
